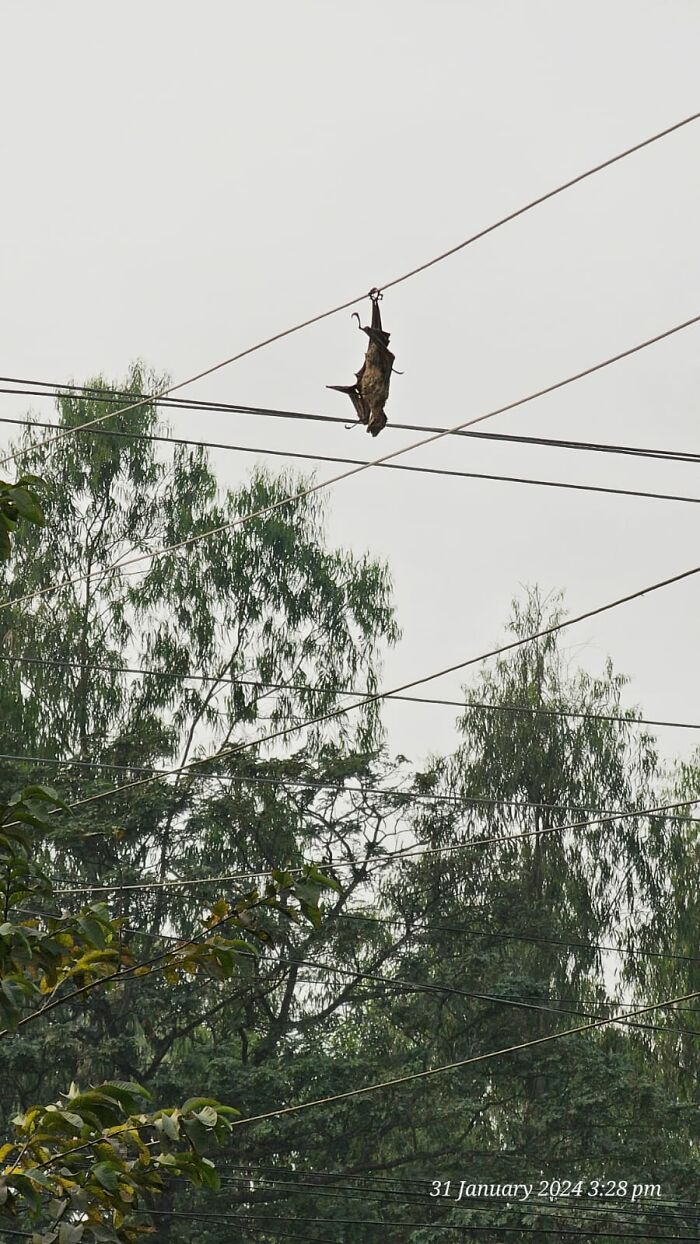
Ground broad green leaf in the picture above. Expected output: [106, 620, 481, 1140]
[3, 486, 44, 525]
[181, 1097, 222, 1114]
[193, 1105, 218, 1126]
[92, 1161, 120, 1193]
[154, 1112, 180, 1142]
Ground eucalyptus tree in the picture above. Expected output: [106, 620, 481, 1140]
[621, 746, 700, 1099]
[251, 591, 700, 1242]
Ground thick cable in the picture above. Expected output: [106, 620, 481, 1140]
[4, 311, 700, 615]
[4, 383, 700, 466]
[3, 106, 699, 472]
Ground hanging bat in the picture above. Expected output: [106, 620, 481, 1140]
[327, 291, 395, 436]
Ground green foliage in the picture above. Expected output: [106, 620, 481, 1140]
[1, 1080, 236, 1242]
[0, 405, 356, 1240]
[0, 777, 338, 1238]
[3, 380, 699, 1240]
[0, 786, 123, 1032]
[0, 474, 45, 560]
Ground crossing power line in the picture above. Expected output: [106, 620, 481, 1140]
[119, 907, 700, 970]
[195, 1167, 700, 1221]
[5, 1214, 695, 1243]
[4, 310, 700, 615]
[338, 912, 700, 967]
[1, 413, 700, 510]
[2, 650, 699, 732]
[4, 105, 700, 1244]
[2, 411, 699, 509]
[220, 982, 700, 1137]
[29, 972, 700, 1181]
[8, 910, 699, 1043]
[137, 1206, 700, 1239]
[20, 900, 689, 970]
[3, 749, 698, 829]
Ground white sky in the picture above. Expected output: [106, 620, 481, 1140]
[1, 0, 699, 771]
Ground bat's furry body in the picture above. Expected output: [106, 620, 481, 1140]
[328, 295, 395, 436]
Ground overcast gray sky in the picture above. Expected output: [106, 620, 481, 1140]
[2, 1, 699, 770]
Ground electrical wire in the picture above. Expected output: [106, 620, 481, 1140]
[16, 904, 673, 991]
[3, 411, 699, 507]
[8, 911, 697, 1042]
[5, 380, 700, 466]
[3, 105, 698, 473]
[28, 897, 699, 1041]
[183, 1164, 700, 1233]
[2, 649, 698, 733]
[159, 1178, 700, 1233]
[0, 1230, 344, 1244]
[19, 556, 700, 837]
[32, 979, 700, 1188]
[5, 310, 700, 615]
[338, 912, 700, 967]
[223, 981, 700, 1134]
[25, 910, 683, 1022]
[133, 1205, 700, 1238]
[153, 945, 700, 1039]
[204, 1180, 700, 1234]
[4, 749, 698, 830]
[201, 1170, 700, 1223]
[1, 1179, 693, 1240]
[113, 907, 700, 970]
[52, 791, 700, 896]
[208, 1164, 700, 1211]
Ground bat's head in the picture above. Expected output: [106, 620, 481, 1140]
[367, 410, 388, 436]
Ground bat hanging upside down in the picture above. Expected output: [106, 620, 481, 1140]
[327, 289, 395, 436]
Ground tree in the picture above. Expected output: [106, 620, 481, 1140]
[0, 781, 337, 1242]
[0, 406, 344, 1240]
[277, 590, 699, 1240]
[0, 374, 403, 1237]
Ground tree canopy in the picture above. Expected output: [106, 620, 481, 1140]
[1, 376, 698, 1242]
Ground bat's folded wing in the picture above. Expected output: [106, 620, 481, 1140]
[326, 383, 371, 425]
